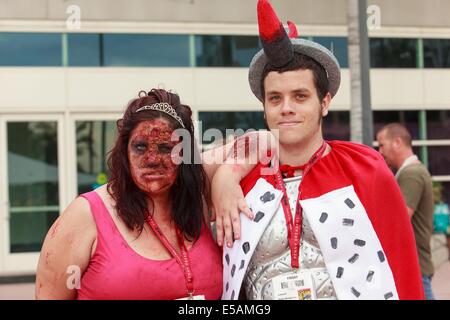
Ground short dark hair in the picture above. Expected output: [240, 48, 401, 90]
[379, 123, 413, 148]
[107, 89, 210, 240]
[261, 53, 329, 102]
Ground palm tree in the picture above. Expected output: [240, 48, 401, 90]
[347, 0, 374, 146]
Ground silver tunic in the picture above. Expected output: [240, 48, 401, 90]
[243, 176, 337, 300]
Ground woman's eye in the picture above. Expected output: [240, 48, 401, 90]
[158, 144, 173, 154]
[133, 143, 147, 152]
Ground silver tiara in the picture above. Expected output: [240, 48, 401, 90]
[135, 102, 185, 128]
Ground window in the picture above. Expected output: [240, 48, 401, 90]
[103, 34, 190, 67]
[312, 37, 349, 68]
[196, 35, 232, 67]
[195, 35, 261, 67]
[373, 111, 420, 140]
[0, 32, 62, 66]
[436, 182, 450, 204]
[76, 121, 117, 194]
[198, 111, 265, 145]
[427, 111, 450, 140]
[370, 38, 417, 68]
[232, 36, 262, 67]
[7, 122, 59, 252]
[428, 146, 450, 176]
[424, 39, 450, 68]
[68, 33, 101, 66]
[323, 111, 350, 141]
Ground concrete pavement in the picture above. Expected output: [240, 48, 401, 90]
[432, 260, 450, 299]
[0, 282, 34, 300]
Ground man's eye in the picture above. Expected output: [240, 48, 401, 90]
[269, 96, 280, 102]
[296, 94, 306, 100]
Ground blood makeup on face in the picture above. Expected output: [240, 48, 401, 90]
[128, 119, 179, 196]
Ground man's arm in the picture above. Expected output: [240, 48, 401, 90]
[202, 130, 277, 247]
[406, 206, 414, 219]
[397, 174, 424, 219]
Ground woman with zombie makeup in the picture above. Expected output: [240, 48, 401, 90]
[35, 89, 229, 299]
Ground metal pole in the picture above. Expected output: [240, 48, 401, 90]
[416, 38, 429, 168]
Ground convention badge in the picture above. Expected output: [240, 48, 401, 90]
[271, 271, 316, 300]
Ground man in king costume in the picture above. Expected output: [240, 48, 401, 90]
[218, 0, 424, 300]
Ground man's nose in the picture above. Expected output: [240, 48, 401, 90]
[280, 98, 294, 115]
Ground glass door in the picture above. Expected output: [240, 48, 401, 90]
[0, 115, 65, 273]
[74, 117, 118, 194]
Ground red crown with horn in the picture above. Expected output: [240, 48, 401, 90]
[258, 0, 298, 67]
[249, 0, 341, 101]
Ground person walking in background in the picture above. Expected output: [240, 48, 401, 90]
[377, 123, 435, 300]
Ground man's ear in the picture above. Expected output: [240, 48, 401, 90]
[321, 92, 332, 117]
[394, 136, 403, 148]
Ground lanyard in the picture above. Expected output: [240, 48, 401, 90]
[147, 215, 195, 298]
[274, 142, 327, 269]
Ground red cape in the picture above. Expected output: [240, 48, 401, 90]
[240, 140, 424, 300]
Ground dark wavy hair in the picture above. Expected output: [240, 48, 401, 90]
[107, 89, 210, 241]
[261, 53, 329, 103]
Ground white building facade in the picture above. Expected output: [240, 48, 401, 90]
[0, 0, 449, 275]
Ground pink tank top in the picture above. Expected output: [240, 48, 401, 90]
[76, 191, 223, 300]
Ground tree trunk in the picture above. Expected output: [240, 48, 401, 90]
[347, 0, 373, 146]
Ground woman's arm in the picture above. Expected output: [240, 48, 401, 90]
[35, 197, 97, 299]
